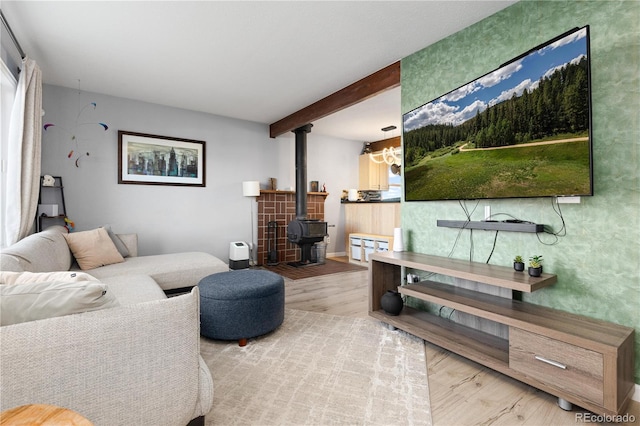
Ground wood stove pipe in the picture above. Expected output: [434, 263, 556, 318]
[293, 124, 313, 220]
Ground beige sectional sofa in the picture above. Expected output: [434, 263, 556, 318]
[0, 225, 229, 425]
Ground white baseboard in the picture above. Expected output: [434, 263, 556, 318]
[327, 251, 346, 258]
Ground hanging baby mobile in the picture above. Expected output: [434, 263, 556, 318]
[43, 83, 109, 167]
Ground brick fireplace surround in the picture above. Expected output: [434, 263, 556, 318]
[256, 190, 328, 265]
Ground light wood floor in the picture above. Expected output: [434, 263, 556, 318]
[283, 264, 639, 426]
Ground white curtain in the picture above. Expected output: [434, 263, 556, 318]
[2, 57, 42, 247]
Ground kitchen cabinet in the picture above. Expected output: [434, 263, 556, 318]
[359, 155, 389, 190]
[343, 202, 400, 254]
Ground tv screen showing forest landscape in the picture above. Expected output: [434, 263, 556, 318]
[403, 26, 593, 202]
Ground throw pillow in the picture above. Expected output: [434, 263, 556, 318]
[64, 228, 125, 270]
[0, 280, 119, 326]
[0, 271, 99, 285]
[103, 226, 130, 258]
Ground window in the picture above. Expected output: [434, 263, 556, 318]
[1, 58, 18, 247]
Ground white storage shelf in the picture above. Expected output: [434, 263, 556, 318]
[349, 233, 393, 264]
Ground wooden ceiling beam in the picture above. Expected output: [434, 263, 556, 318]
[369, 136, 401, 152]
[269, 61, 400, 138]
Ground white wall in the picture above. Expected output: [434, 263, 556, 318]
[274, 132, 363, 256]
[41, 85, 361, 260]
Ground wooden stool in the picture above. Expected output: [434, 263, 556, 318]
[0, 404, 93, 425]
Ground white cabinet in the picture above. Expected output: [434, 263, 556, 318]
[350, 237, 362, 261]
[359, 155, 389, 190]
[348, 233, 393, 264]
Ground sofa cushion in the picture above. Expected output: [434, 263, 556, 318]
[0, 271, 98, 285]
[104, 226, 130, 258]
[0, 280, 119, 326]
[64, 228, 125, 270]
[85, 252, 229, 291]
[0, 226, 72, 273]
[100, 274, 167, 305]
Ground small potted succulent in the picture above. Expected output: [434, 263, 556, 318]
[528, 255, 543, 277]
[513, 255, 525, 272]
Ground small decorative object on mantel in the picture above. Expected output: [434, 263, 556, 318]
[528, 255, 543, 277]
[381, 290, 403, 316]
[310, 181, 319, 192]
[513, 255, 525, 272]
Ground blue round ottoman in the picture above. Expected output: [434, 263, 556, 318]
[198, 269, 284, 346]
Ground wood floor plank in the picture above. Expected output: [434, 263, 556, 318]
[284, 263, 639, 425]
[284, 268, 370, 319]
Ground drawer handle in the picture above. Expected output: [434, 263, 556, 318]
[534, 355, 567, 370]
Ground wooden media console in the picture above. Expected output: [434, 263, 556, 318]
[369, 251, 635, 416]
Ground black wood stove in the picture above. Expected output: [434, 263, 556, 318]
[286, 124, 327, 266]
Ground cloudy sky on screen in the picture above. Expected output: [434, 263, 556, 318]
[403, 27, 588, 132]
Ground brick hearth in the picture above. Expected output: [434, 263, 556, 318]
[256, 190, 328, 265]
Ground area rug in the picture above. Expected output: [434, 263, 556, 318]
[263, 258, 366, 280]
[200, 309, 432, 426]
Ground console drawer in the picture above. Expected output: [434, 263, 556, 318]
[509, 327, 603, 405]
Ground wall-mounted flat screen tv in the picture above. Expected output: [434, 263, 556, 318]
[403, 26, 593, 202]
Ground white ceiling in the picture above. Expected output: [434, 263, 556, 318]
[2, 1, 515, 142]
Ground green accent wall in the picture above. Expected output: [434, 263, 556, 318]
[401, 0, 640, 382]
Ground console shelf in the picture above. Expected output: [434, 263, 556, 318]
[437, 219, 544, 233]
[372, 251, 556, 292]
[370, 307, 510, 370]
[369, 251, 635, 416]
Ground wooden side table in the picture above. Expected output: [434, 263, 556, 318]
[0, 404, 93, 425]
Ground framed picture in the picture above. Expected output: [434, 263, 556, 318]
[118, 131, 206, 187]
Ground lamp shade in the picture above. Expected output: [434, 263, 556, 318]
[242, 181, 260, 197]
